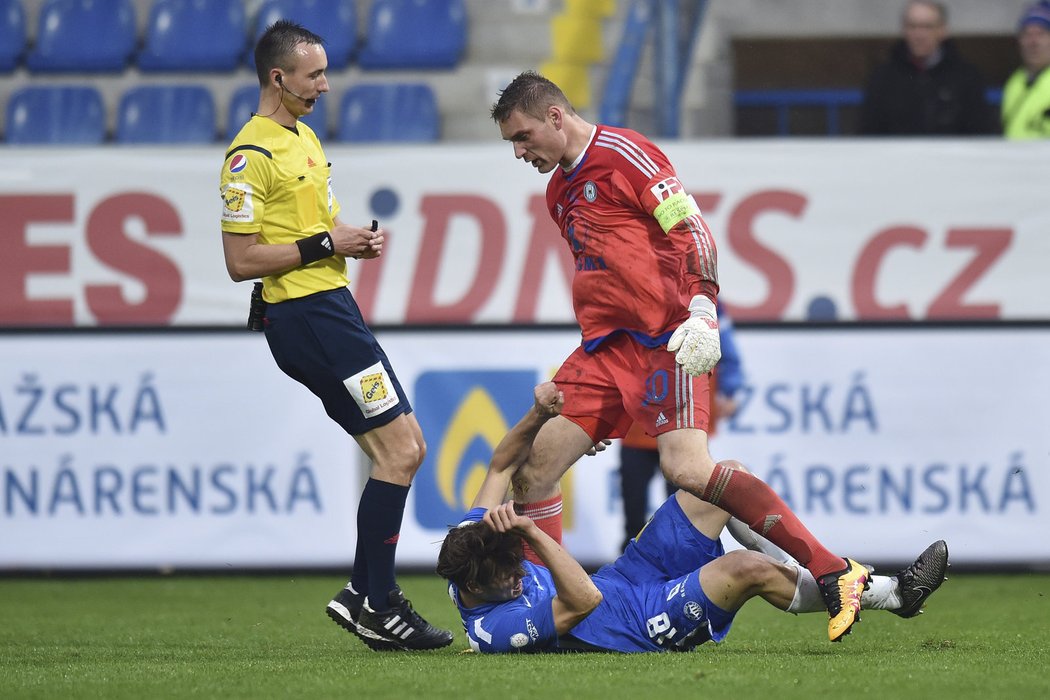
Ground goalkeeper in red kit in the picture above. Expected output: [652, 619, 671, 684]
[472, 71, 868, 642]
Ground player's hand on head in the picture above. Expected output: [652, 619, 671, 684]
[484, 501, 532, 534]
[533, 382, 564, 418]
[666, 295, 721, 376]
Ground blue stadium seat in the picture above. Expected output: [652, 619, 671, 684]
[117, 85, 216, 144]
[25, 0, 136, 72]
[227, 85, 258, 139]
[357, 0, 466, 70]
[5, 85, 105, 144]
[249, 0, 356, 70]
[227, 83, 329, 140]
[138, 0, 247, 71]
[336, 83, 439, 142]
[0, 0, 26, 71]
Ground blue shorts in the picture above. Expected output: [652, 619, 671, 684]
[571, 496, 736, 652]
[263, 287, 411, 435]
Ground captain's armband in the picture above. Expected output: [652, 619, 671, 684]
[653, 192, 701, 234]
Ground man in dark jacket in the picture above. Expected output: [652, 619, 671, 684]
[860, 0, 993, 135]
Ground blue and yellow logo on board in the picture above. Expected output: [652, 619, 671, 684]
[413, 370, 538, 529]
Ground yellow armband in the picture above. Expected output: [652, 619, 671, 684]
[653, 192, 701, 234]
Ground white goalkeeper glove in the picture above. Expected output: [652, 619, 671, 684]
[666, 295, 721, 377]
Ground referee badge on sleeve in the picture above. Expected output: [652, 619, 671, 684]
[221, 183, 254, 223]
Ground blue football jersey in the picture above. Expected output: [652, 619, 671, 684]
[447, 496, 737, 654]
[450, 561, 560, 653]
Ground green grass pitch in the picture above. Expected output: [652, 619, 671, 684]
[1, 572, 1047, 699]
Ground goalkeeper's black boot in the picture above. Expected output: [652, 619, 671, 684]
[355, 587, 454, 651]
[892, 540, 949, 618]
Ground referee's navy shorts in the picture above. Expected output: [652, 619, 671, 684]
[263, 287, 411, 436]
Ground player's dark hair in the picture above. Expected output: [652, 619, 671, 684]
[436, 523, 526, 591]
[254, 19, 325, 86]
[490, 70, 575, 123]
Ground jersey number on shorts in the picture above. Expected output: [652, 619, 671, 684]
[646, 612, 678, 646]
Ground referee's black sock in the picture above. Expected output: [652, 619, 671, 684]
[356, 478, 410, 613]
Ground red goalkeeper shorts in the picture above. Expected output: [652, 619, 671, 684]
[552, 333, 711, 442]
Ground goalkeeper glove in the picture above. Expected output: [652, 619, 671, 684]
[666, 295, 721, 377]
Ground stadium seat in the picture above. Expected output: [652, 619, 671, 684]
[25, 0, 136, 72]
[249, 0, 356, 70]
[138, 0, 247, 71]
[116, 85, 216, 144]
[336, 83, 439, 142]
[357, 0, 466, 70]
[227, 85, 258, 139]
[227, 84, 330, 140]
[0, 0, 26, 71]
[4, 85, 105, 144]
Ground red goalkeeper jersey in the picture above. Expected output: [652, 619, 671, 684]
[546, 125, 718, 350]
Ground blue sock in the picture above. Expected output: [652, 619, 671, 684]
[356, 478, 409, 612]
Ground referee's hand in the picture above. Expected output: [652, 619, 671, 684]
[331, 223, 384, 259]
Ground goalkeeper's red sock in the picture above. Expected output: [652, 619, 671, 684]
[703, 461, 845, 578]
[518, 494, 563, 566]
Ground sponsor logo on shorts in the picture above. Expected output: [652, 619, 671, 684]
[361, 373, 388, 402]
[344, 362, 399, 418]
[667, 582, 684, 601]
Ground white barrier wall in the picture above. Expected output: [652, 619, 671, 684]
[1, 327, 1047, 569]
[1, 140, 1048, 326]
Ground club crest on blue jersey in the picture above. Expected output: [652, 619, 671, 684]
[683, 600, 704, 621]
[413, 370, 538, 528]
[229, 154, 248, 173]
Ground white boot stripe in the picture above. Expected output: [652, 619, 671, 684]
[327, 600, 352, 622]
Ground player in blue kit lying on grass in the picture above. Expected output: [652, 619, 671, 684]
[435, 382, 948, 653]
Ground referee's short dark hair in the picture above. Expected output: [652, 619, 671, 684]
[254, 19, 326, 86]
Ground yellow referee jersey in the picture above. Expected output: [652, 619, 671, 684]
[220, 115, 345, 302]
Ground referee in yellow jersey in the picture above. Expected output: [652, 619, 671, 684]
[219, 20, 451, 652]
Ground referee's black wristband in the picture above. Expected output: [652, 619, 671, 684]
[296, 231, 334, 265]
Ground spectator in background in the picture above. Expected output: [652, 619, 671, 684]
[619, 301, 745, 552]
[1002, 1, 1050, 138]
[859, 1, 993, 135]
